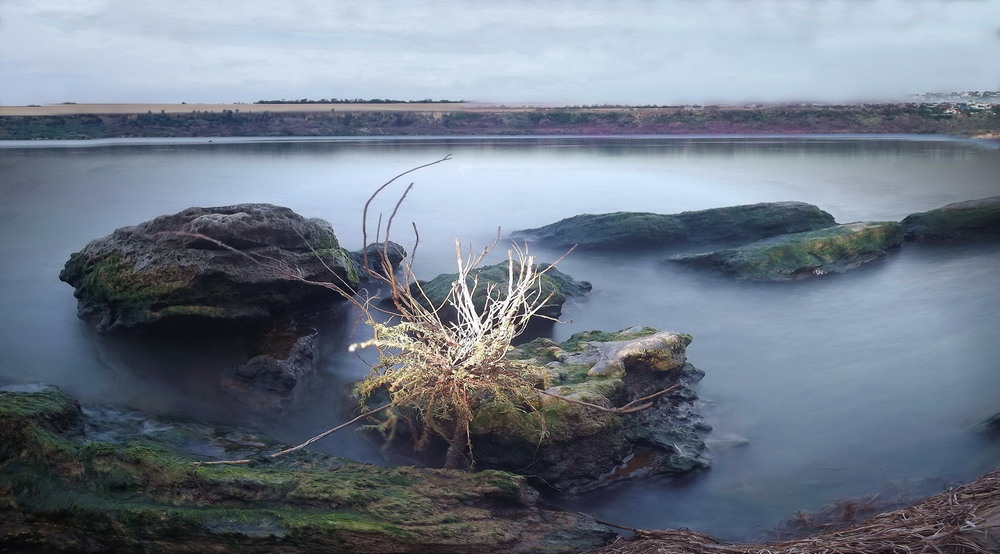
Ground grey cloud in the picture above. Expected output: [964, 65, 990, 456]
[2, 0, 999, 105]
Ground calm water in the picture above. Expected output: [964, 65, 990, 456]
[1, 135, 999, 541]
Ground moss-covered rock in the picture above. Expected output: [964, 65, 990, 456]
[512, 202, 836, 250]
[470, 327, 708, 491]
[670, 222, 904, 281]
[59, 204, 363, 417]
[902, 196, 1000, 241]
[59, 203, 358, 332]
[0, 385, 614, 553]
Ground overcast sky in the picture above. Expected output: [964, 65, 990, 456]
[2, 0, 999, 106]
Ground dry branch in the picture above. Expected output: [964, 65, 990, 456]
[538, 384, 682, 414]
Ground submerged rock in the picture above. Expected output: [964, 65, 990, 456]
[0, 385, 615, 553]
[471, 327, 708, 492]
[512, 202, 836, 250]
[902, 196, 1000, 241]
[219, 321, 320, 414]
[669, 222, 904, 281]
[349, 241, 408, 278]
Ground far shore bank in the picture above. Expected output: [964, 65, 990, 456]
[3, 102, 999, 140]
[0, 102, 491, 116]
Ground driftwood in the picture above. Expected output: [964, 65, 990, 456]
[588, 470, 1000, 554]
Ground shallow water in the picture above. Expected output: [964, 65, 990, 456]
[1, 135, 998, 541]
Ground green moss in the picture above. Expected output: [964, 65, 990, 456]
[549, 363, 594, 385]
[75, 253, 194, 308]
[676, 222, 904, 280]
[507, 338, 561, 363]
[902, 199, 1000, 240]
[472, 395, 622, 444]
[524, 212, 687, 249]
[279, 509, 411, 538]
[2, 388, 610, 552]
[551, 378, 625, 403]
[0, 387, 80, 426]
[559, 327, 659, 352]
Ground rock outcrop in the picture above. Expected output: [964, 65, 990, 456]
[669, 222, 904, 281]
[471, 327, 708, 491]
[59, 204, 361, 415]
[902, 196, 1000, 241]
[512, 202, 836, 250]
[59, 203, 359, 332]
[0, 385, 615, 553]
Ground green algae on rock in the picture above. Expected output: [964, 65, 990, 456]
[0, 385, 614, 553]
[512, 202, 836, 251]
[669, 222, 904, 281]
[59, 204, 359, 332]
[58, 204, 364, 417]
[469, 327, 707, 491]
[902, 196, 1000, 241]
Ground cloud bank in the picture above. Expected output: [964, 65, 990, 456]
[2, 0, 998, 105]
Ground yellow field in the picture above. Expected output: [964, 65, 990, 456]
[0, 102, 505, 116]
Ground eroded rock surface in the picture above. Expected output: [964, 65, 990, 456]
[0, 385, 615, 553]
[59, 203, 359, 332]
[512, 202, 836, 250]
[902, 196, 1000, 241]
[670, 222, 904, 281]
[471, 327, 709, 491]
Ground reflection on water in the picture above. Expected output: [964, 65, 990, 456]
[1, 136, 998, 540]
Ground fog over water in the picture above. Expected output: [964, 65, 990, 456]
[1, 136, 998, 540]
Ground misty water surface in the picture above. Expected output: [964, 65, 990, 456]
[1, 135, 998, 540]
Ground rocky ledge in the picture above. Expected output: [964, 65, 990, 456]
[0, 385, 615, 553]
[669, 222, 904, 281]
[516, 196, 998, 283]
[512, 202, 836, 251]
[902, 195, 1000, 241]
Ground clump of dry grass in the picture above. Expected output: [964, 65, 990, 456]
[352, 238, 559, 469]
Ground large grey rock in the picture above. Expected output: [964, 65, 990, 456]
[512, 201, 836, 250]
[60, 203, 359, 332]
[59, 204, 358, 331]
[59, 204, 361, 415]
[902, 196, 1000, 241]
[670, 222, 904, 281]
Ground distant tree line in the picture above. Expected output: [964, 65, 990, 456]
[253, 98, 464, 104]
[3, 104, 999, 140]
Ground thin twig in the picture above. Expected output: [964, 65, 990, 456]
[194, 403, 394, 466]
[538, 384, 681, 414]
[362, 154, 451, 273]
[269, 402, 395, 457]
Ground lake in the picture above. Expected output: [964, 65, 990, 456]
[1, 135, 998, 541]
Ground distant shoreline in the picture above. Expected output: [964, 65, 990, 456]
[0, 102, 488, 116]
[3, 102, 999, 140]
